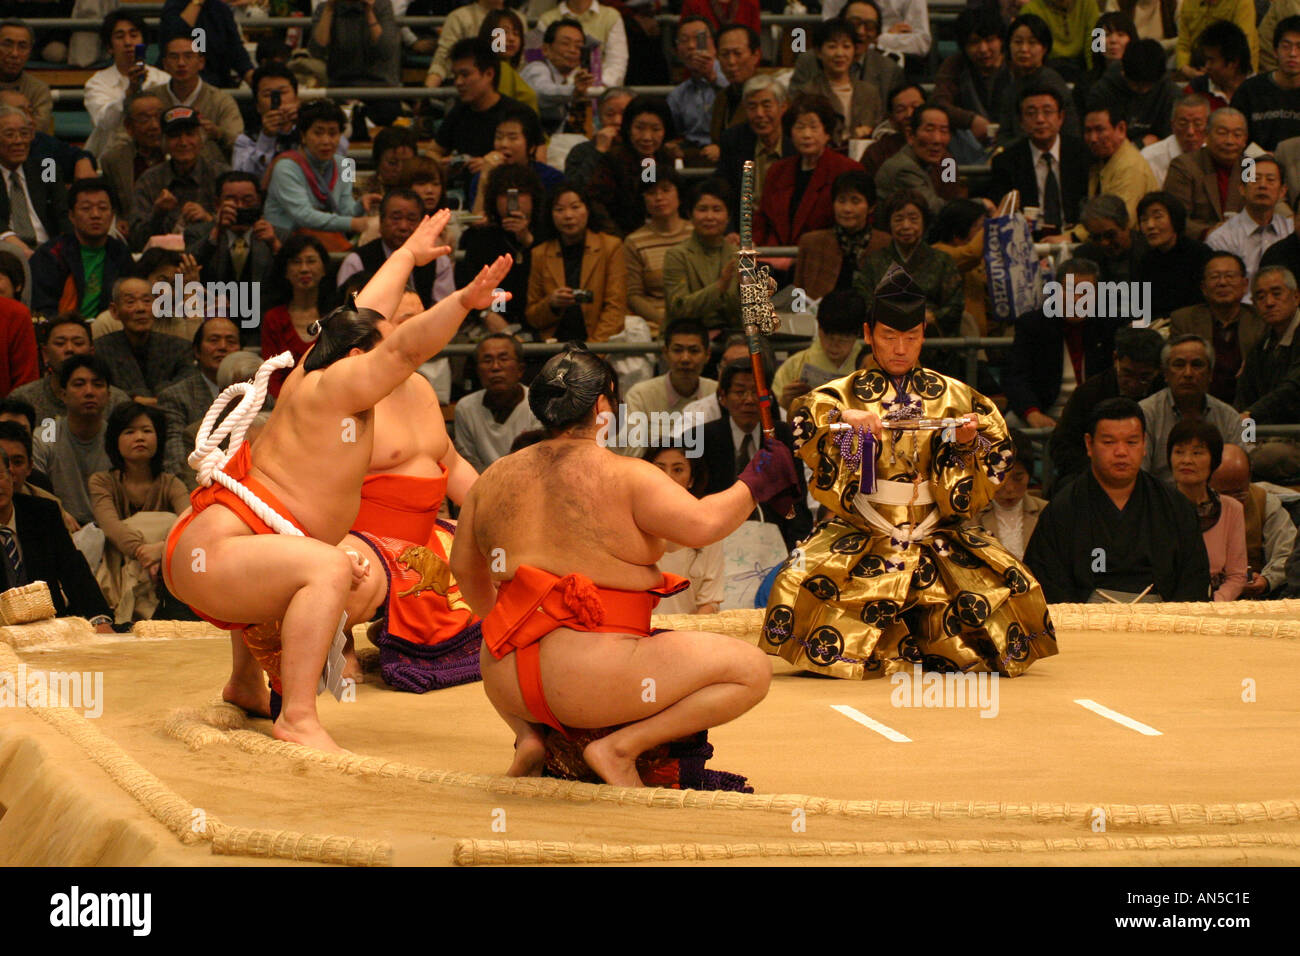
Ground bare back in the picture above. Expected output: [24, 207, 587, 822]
[368, 373, 449, 477]
[471, 440, 667, 590]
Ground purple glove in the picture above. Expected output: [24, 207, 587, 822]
[738, 438, 800, 518]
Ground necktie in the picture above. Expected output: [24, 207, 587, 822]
[230, 234, 249, 277]
[0, 527, 26, 588]
[1041, 153, 1062, 230]
[5, 169, 35, 245]
[735, 432, 754, 475]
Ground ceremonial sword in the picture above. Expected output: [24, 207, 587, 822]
[739, 160, 779, 442]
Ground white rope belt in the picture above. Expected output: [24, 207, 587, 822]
[857, 477, 935, 506]
[187, 351, 302, 538]
[853, 480, 941, 548]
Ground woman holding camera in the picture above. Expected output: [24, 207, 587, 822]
[525, 184, 627, 343]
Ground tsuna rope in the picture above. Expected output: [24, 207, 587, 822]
[186, 350, 301, 537]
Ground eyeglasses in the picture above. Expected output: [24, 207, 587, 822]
[728, 387, 760, 400]
[0, 128, 34, 143]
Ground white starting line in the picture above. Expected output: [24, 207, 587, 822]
[830, 705, 912, 742]
[1073, 698, 1163, 736]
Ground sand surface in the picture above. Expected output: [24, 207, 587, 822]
[2, 616, 1298, 866]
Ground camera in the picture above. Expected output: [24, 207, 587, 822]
[134, 43, 146, 67]
[506, 188, 519, 213]
[270, 89, 281, 110]
[694, 31, 708, 51]
[234, 206, 261, 226]
[580, 45, 592, 72]
[572, 289, 594, 304]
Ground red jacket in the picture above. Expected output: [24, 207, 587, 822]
[0, 297, 39, 398]
[753, 149, 866, 247]
[678, 0, 761, 33]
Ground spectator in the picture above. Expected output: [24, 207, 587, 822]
[1004, 257, 1120, 430]
[97, 248, 203, 342]
[754, 94, 865, 246]
[424, 0, 502, 90]
[0, 246, 21, 301]
[865, 0, 932, 61]
[663, 177, 740, 333]
[1108, 0, 1177, 43]
[160, 0, 254, 88]
[431, 37, 533, 194]
[0, 104, 67, 256]
[94, 277, 194, 402]
[711, 23, 763, 144]
[1073, 103, 1159, 234]
[468, 111, 564, 215]
[537, 0, 629, 88]
[310, 0, 402, 125]
[667, 18, 727, 160]
[1049, 325, 1164, 487]
[1080, 12, 1136, 96]
[1167, 417, 1246, 600]
[582, 95, 680, 237]
[233, 63, 342, 182]
[0, 20, 52, 134]
[771, 289, 867, 413]
[641, 444, 725, 615]
[9, 316, 130, 426]
[1186, 19, 1254, 110]
[128, 106, 228, 252]
[451, 333, 542, 472]
[0, 441, 111, 628]
[83, 10, 170, 158]
[988, 85, 1088, 235]
[562, 86, 634, 194]
[1087, 38, 1178, 146]
[1236, 265, 1300, 482]
[264, 99, 369, 248]
[476, 9, 539, 115]
[525, 184, 626, 342]
[930, 198, 992, 334]
[1230, 15, 1300, 151]
[143, 34, 245, 160]
[521, 18, 595, 135]
[1211, 443, 1297, 598]
[691, 359, 812, 550]
[933, 6, 1009, 157]
[1171, 251, 1266, 402]
[682, 332, 774, 427]
[1020, 0, 1099, 79]
[158, 317, 238, 483]
[1140, 333, 1245, 481]
[859, 82, 925, 181]
[803, 19, 883, 148]
[624, 171, 692, 334]
[875, 102, 965, 215]
[1176, 0, 1258, 80]
[1205, 154, 1293, 297]
[1025, 397, 1210, 603]
[29, 178, 132, 322]
[995, 14, 1081, 143]
[1142, 94, 1212, 185]
[0, 417, 76, 532]
[0, 395, 34, 432]
[793, 169, 879, 302]
[88, 401, 190, 623]
[963, 438, 1047, 561]
[714, 75, 795, 226]
[261, 234, 337, 397]
[1134, 191, 1212, 318]
[99, 92, 167, 225]
[0, 87, 93, 189]
[1165, 107, 1250, 240]
[1, 288, 37, 399]
[338, 189, 451, 308]
[398, 155, 454, 218]
[621, 318, 715, 446]
[457, 164, 542, 333]
[853, 188, 964, 338]
[359, 128, 421, 222]
[679, 0, 760, 34]
[31, 355, 114, 526]
[794, 3, 903, 109]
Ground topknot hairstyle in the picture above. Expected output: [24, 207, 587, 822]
[528, 344, 617, 434]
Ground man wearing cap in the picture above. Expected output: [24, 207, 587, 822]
[759, 264, 1057, 679]
[142, 34, 244, 161]
[128, 105, 229, 252]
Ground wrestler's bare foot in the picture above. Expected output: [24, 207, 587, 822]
[342, 635, 363, 684]
[507, 729, 546, 777]
[582, 736, 644, 788]
[222, 676, 272, 718]
[272, 716, 346, 754]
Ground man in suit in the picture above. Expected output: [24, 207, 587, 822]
[714, 75, 795, 227]
[1165, 108, 1250, 240]
[335, 189, 445, 309]
[93, 276, 194, 402]
[711, 24, 764, 144]
[1171, 250, 1267, 402]
[158, 317, 240, 486]
[694, 359, 812, 550]
[0, 104, 68, 258]
[99, 91, 167, 221]
[141, 34, 244, 160]
[875, 103, 967, 214]
[0, 448, 112, 628]
[28, 178, 132, 322]
[988, 84, 1087, 235]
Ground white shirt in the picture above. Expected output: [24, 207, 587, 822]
[1207, 208, 1296, 302]
[1, 165, 48, 244]
[989, 498, 1026, 561]
[542, 1, 628, 87]
[451, 386, 542, 472]
[1140, 134, 1186, 186]
[83, 62, 172, 156]
[1030, 136, 1062, 211]
[729, 417, 762, 470]
[826, 0, 931, 56]
[337, 241, 455, 302]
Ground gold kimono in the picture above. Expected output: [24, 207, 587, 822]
[761, 360, 1058, 679]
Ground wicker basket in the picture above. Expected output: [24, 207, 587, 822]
[0, 581, 57, 625]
